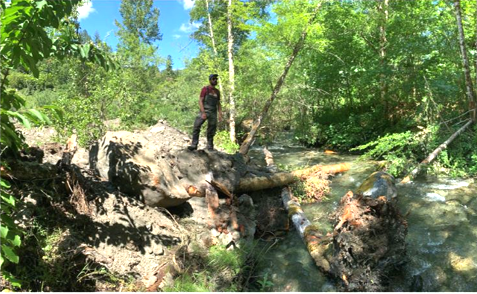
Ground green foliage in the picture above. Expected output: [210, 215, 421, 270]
[256, 273, 274, 291]
[0, 0, 115, 287]
[351, 130, 427, 177]
[0, 177, 22, 289]
[215, 130, 239, 154]
[430, 124, 477, 178]
[165, 272, 212, 292]
[54, 93, 104, 146]
[207, 244, 242, 273]
[165, 245, 244, 292]
[351, 123, 477, 178]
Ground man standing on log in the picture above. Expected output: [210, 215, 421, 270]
[188, 74, 223, 151]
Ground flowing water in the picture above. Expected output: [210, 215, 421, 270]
[248, 141, 477, 292]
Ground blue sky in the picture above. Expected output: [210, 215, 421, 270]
[78, 0, 200, 69]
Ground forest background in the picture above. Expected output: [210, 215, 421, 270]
[3, 0, 477, 178]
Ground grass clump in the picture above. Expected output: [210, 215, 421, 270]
[165, 244, 244, 292]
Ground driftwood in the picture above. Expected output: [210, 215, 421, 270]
[401, 119, 472, 184]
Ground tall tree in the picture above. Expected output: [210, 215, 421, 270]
[190, 0, 269, 141]
[115, 0, 162, 67]
[227, 0, 237, 142]
[204, 0, 225, 97]
[165, 55, 174, 77]
[116, 0, 161, 45]
[378, 0, 389, 119]
[239, 1, 323, 155]
[453, 0, 476, 122]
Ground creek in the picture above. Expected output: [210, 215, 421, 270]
[248, 139, 477, 292]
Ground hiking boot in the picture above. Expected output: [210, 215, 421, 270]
[187, 145, 197, 151]
[206, 146, 214, 151]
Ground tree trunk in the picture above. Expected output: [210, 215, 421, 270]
[475, 0, 477, 94]
[205, 0, 224, 95]
[454, 0, 477, 122]
[263, 146, 278, 172]
[281, 187, 332, 272]
[401, 119, 473, 184]
[236, 162, 349, 193]
[378, 0, 389, 119]
[239, 1, 323, 155]
[227, 0, 237, 143]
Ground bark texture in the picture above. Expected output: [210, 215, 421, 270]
[454, 0, 477, 122]
[378, 0, 389, 118]
[227, 0, 237, 143]
[237, 162, 350, 193]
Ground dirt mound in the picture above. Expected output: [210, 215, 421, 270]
[7, 120, 258, 291]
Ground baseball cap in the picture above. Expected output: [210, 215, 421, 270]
[209, 74, 219, 80]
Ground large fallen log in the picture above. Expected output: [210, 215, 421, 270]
[401, 119, 472, 184]
[281, 187, 332, 273]
[236, 162, 350, 193]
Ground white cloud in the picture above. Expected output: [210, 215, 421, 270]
[179, 0, 195, 10]
[173, 34, 181, 39]
[179, 21, 201, 33]
[77, 1, 96, 21]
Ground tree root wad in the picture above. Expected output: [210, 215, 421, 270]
[289, 187, 408, 292]
[325, 190, 408, 292]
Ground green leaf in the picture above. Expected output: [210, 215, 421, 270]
[1, 193, 16, 207]
[1, 244, 19, 264]
[3, 272, 22, 288]
[0, 215, 15, 230]
[11, 235, 21, 247]
[0, 124, 21, 149]
[0, 179, 11, 189]
[26, 109, 46, 123]
[83, 43, 90, 58]
[6, 111, 31, 129]
[42, 105, 64, 121]
[35, 0, 48, 10]
[0, 226, 8, 239]
[0, 254, 4, 268]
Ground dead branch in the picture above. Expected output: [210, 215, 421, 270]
[401, 119, 472, 183]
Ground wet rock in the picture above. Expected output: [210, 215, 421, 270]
[449, 252, 476, 273]
[356, 171, 397, 200]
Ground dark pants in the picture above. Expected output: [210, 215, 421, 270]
[191, 110, 217, 148]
